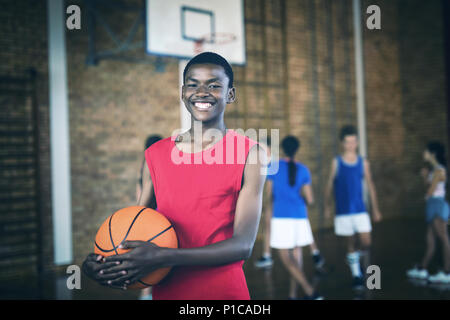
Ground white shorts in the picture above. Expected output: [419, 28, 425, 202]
[334, 212, 372, 236]
[270, 218, 314, 249]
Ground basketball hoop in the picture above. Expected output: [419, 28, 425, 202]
[193, 32, 238, 55]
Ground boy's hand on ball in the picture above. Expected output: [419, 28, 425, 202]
[93, 207, 178, 289]
[82, 253, 128, 289]
[101, 241, 165, 287]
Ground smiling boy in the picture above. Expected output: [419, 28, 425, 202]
[82, 52, 267, 300]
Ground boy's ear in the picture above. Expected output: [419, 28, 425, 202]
[181, 84, 186, 99]
[227, 87, 236, 104]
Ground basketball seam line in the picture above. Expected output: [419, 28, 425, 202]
[109, 212, 118, 255]
[146, 225, 174, 243]
[136, 225, 175, 287]
[94, 241, 115, 253]
[119, 207, 148, 248]
[138, 279, 153, 287]
[95, 224, 174, 253]
[100, 208, 176, 287]
[109, 207, 147, 255]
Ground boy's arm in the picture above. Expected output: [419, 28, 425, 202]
[324, 158, 337, 218]
[100, 145, 268, 287]
[135, 183, 142, 203]
[363, 159, 382, 222]
[137, 159, 155, 207]
[135, 159, 145, 202]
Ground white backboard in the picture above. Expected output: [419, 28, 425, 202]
[146, 0, 246, 65]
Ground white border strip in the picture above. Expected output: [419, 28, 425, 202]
[179, 60, 191, 132]
[353, 0, 367, 158]
[353, 0, 369, 204]
[47, 0, 73, 265]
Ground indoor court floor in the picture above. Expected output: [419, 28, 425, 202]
[1, 217, 449, 300]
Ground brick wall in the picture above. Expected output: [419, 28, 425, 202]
[363, 0, 406, 220]
[0, 0, 53, 274]
[364, 0, 447, 219]
[396, 0, 448, 214]
[284, 0, 359, 230]
[0, 0, 447, 270]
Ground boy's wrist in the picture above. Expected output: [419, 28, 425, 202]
[160, 247, 178, 268]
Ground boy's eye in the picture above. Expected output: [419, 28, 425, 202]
[185, 83, 222, 89]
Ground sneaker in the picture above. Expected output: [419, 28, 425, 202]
[303, 292, 324, 300]
[312, 253, 325, 269]
[406, 267, 429, 280]
[254, 256, 273, 268]
[428, 271, 450, 284]
[352, 276, 365, 290]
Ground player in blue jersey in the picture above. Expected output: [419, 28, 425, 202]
[266, 135, 324, 300]
[324, 125, 382, 290]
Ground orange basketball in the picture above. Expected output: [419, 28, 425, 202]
[94, 206, 178, 289]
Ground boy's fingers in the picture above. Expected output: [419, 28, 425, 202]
[119, 240, 146, 250]
[104, 252, 131, 263]
[84, 256, 110, 274]
[106, 270, 137, 286]
[98, 271, 127, 281]
[98, 261, 122, 271]
[85, 253, 102, 262]
[100, 280, 128, 290]
[101, 261, 129, 275]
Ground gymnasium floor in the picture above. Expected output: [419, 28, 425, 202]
[1, 217, 449, 300]
[246, 217, 450, 300]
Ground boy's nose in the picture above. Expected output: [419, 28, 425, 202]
[195, 87, 211, 97]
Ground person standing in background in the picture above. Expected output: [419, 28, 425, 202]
[324, 125, 382, 290]
[266, 135, 324, 300]
[407, 141, 450, 284]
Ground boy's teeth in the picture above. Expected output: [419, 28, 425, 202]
[195, 102, 212, 109]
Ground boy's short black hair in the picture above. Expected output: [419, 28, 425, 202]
[340, 125, 358, 141]
[183, 52, 234, 88]
[145, 134, 162, 149]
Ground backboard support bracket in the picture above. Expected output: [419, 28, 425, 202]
[84, 0, 154, 65]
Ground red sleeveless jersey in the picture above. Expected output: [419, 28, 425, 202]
[144, 129, 258, 300]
